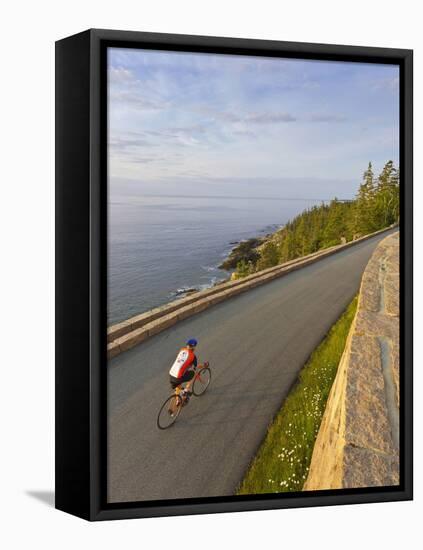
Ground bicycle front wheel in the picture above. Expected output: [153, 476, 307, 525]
[157, 394, 182, 430]
[192, 367, 211, 396]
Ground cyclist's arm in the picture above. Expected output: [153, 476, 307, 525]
[184, 356, 197, 373]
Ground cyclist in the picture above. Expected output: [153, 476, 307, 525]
[169, 338, 198, 397]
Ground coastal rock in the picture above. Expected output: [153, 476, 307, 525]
[174, 287, 199, 297]
[219, 238, 262, 270]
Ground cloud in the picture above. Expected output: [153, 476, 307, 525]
[232, 129, 256, 138]
[196, 107, 296, 125]
[246, 112, 296, 124]
[372, 75, 400, 91]
[109, 67, 136, 84]
[165, 125, 207, 136]
[108, 65, 171, 112]
[126, 153, 185, 166]
[208, 110, 242, 123]
[109, 90, 167, 111]
[127, 156, 164, 164]
[107, 48, 399, 182]
[109, 135, 157, 152]
[143, 125, 207, 147]
[308, 114, 347, 123]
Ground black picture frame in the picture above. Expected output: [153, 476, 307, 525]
[55, 28, 413, 521]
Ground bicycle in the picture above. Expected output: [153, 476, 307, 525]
[157, 361, 211, 430]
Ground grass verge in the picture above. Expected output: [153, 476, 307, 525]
[237, 296, 358, 495]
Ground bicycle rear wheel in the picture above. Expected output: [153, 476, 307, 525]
[157, 394, 182, 430]
[192, 367, 211, 396]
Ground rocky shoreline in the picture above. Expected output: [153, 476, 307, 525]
[219, 224, 282, 271]
[171, 224, 282, 299]
[219, 237, 263, 270]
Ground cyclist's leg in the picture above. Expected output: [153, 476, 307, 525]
[169, 376, 182, 413]
[182, 370, 195, 392]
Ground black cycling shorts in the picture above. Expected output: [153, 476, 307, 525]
[170, 370, 194, 389]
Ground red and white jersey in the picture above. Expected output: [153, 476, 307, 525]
[169, 347, 196, 378]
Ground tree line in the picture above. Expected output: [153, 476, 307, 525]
[235, 161, 399, 278]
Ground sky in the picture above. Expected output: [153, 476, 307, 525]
[108, 47, 399, 200]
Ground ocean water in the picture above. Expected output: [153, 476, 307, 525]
[108, 194, 322, 325]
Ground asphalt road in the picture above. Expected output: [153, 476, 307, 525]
[108, 229, 395, 503]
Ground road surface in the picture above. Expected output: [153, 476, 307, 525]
[108, 229, 395, 503]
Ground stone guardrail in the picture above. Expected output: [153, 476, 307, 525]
[108, 225, 397, 359]
[304, 231, 399, 490]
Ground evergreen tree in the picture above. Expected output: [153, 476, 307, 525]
[233, 160, 399, 279]
[256, 241, 279, 270]
[374, 160, 399, 227]
[354, 162, 378, 235]
[236, 259, 254, 278]
[323, 199, 348, 246]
